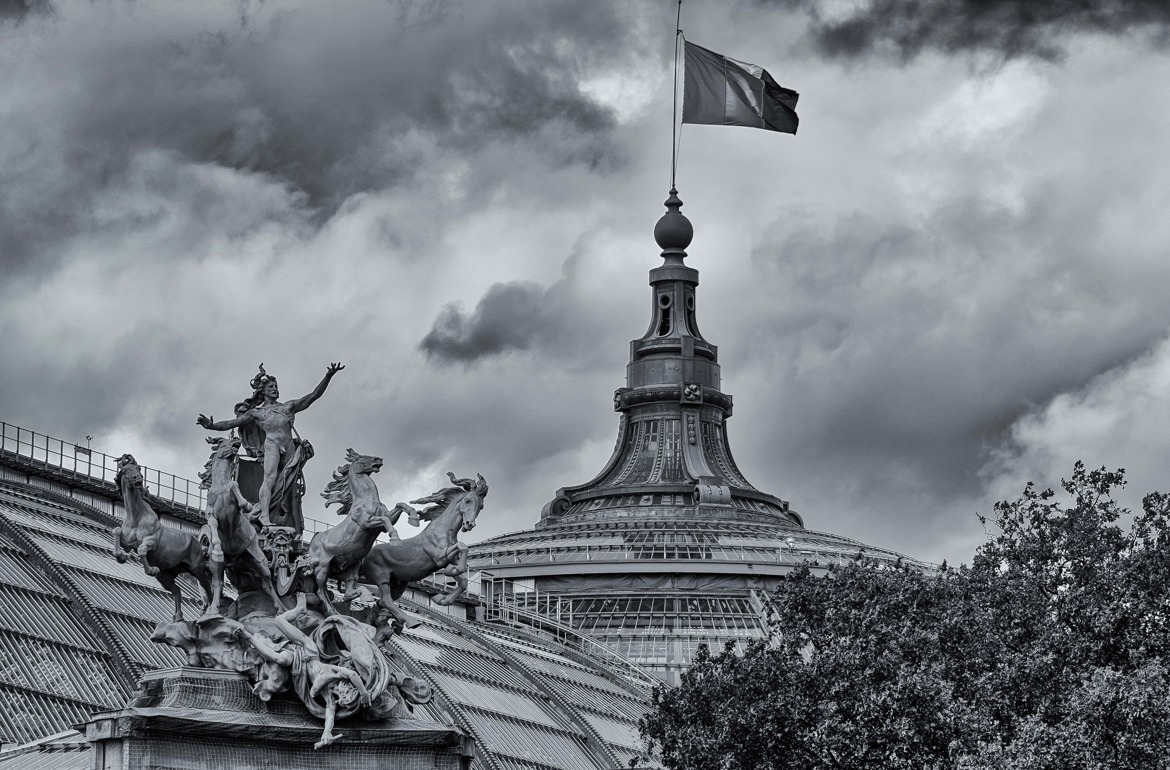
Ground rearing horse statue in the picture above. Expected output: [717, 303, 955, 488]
[112, 454, 214, 622]
[199, 436, 286, 617]
[307, 449, 409, 615]
[360, 472, 487, 640]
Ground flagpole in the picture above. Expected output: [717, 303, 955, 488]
[670, 0, 683, 193]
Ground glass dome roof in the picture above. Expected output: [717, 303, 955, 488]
[469, 513, 924, 684]
[0, 459, 657, 769]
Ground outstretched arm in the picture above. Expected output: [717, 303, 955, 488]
[289, 362, 344, 413]
[233, 626, 293, 666]
[197, 412, 253, 431]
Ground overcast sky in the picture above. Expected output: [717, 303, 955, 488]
[3, 0, 1170, 565]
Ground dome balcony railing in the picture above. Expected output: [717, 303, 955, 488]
[479, 572, 661, 689]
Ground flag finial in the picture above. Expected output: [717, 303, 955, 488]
[654, 188, 693, 262]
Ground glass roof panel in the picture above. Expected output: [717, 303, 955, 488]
[579, 710, 643, 749]
[0, 552, 58, 594]
[0, 585, 99, 652]
[404, 621, 499, 656]
[487, 757, 555, 770]
[66, 571, 202, 622]
[472, 627, 580, 663]
[0, 486, 76, 514]
[100, 612, 186, 669]
[0, 633, 124, 706]
[391, 636, 532, 691]
[0, 746, 91, 770]
[477, 638, 632, 697]
[428, 671, 567, 731]
[533, 676, 649, 722]
[611, 745, 659, 769]
[0, 506, 111, 551]
[28, 537, 157, 588]
[0, 686, 97, 748]
[459, 709, 598, 770]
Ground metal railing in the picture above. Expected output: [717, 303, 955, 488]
[0, 421, 206, 514]
[473, 541, 933, 571]
[0, 421, 342, 532]
[480, 572, 661, 689]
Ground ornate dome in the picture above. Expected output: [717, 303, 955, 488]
[467, 191, 924, 682]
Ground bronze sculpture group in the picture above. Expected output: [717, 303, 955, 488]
[110, 363, 485, 749]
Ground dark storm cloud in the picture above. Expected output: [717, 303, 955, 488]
[743, 193, 1170, 510]
[420, 281, 571, 364]
[0, 0, 46, 22]
[0, 0, 628, 280]
[762, 0, 1170, 61]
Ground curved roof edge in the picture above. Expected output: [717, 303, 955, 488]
[0, 463, 659, 769]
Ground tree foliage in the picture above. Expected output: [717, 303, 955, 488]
[638, 463, 1170, 769]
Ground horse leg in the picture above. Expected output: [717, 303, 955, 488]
[313, 558, 338, 616]
[433, 543, 469, 606]
[246, 540, 286, 612]
[392, 502, 421, 528]
[203, 556, 225, 618]
[446, 541, 469, 574]
[157, 571, 185, 623]
[204, 514, 224, 562]
[374, 582, 412, 640]
[433, 565, 468, 605]
[230, 482, 253, 514]
[338, 567, 362, 602]
[184, 543, 215, 615]
[138, 534, 161, 576]
[111, 527, 129, 563]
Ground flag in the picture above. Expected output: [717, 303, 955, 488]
[682, 40, 798, 134]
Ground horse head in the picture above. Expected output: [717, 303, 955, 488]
[200, 436, 242, 489]
[207, 434, 242, 461]
[323, 449, 384, 516]
[344, 448, 383, 478]
[456, 473, 488, 533]
[114, 453, 143, 491]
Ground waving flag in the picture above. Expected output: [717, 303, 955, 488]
[682, 40, 798, 134]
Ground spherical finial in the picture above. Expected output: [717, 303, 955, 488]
[654, 187, 693, 255]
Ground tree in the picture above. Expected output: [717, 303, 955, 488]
[638, 463, 1170, 769]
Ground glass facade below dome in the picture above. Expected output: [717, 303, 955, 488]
[472, 516, 926, 683]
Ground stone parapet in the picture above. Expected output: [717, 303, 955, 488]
[84, 667, 473, 770]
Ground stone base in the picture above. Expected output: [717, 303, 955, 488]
[84, 667, 473, 770]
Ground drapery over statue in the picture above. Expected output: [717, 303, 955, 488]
[105, 362, 487, 751]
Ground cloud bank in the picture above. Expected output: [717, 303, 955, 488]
[762, 0, 1170, 61]
[3, 0, 1170, 565]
